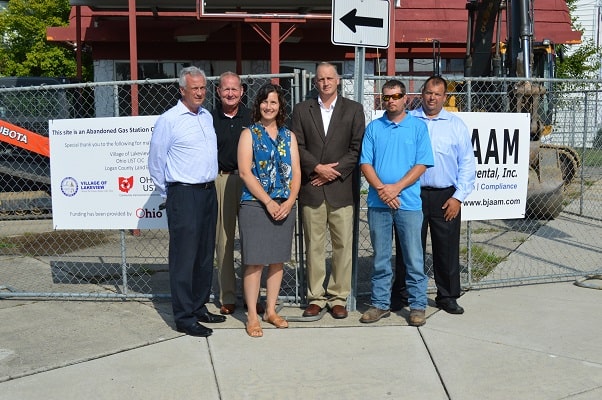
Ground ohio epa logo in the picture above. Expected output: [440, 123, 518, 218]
[60, 177, 78, 197]
[119, 176, 134, 193]
[135, 207, 163, 219]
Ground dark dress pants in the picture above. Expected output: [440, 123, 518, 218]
[392, 186, 461, 302]
[391, 228, 409, 302]
[166, 184, 217, 329]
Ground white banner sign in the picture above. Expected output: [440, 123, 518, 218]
[49, 116, 166, 229]
[457, 112, 530, 220]
[370, 111, 531, 220]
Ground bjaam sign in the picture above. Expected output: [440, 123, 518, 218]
[49, 116, 166, 230]
[370, 111, 531, 221]
[457, 112, 530, 221]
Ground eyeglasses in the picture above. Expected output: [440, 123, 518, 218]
[382, 93, 405, 101]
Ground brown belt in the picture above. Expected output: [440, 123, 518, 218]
[219, 170, 239, 175]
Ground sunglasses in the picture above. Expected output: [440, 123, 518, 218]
[382, 93, 405, 101]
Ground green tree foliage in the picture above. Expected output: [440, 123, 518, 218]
[556, 39, 601, 79]
[556, 0, 601, 79]
[0, 0, 89, 79]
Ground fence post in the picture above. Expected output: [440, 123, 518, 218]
[580, 93, 589, 215]
[112, 82, 130, 296]
[120, 229, 128, 296]
[466, 220, 473, 288]
[349, 47, 366, 312]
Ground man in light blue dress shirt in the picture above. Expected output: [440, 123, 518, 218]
[149, 66, 226, 337]
[391, 75, 475, 314]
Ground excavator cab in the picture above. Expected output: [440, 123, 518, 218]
[531, 42, 555, 131]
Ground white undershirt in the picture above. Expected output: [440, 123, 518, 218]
[318, 96, 337, 136]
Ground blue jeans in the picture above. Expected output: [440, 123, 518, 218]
[368, 207, 428, 310]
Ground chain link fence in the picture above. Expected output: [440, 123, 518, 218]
[0, 73, 600, 305]
[0, 73, 303, 303]
[349, 76, 602, 295]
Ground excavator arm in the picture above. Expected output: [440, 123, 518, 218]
[464, 0, 580, 219]
[465, 0, 502, 77]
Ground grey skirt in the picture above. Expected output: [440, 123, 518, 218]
[238, 200, 296, 265]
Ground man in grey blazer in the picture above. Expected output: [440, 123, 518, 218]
[291, 62, 365, 319]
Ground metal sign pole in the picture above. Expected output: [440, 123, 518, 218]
[349, 46, 365, 312]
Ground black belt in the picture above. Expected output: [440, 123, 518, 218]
[422, 186, 454, 191]
[167, 181, 214, 189]
[219, 169, 239, 175]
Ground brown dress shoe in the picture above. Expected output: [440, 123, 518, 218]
[220, 304, 235, 315]
[330, 305, 348, 319]
[302, 304, 322, 317]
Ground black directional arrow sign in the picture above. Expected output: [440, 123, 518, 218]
[340, 9, 384, 33]
[331, 0, 390, 48]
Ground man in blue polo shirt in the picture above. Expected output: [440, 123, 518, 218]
[360, 79, 434, 327]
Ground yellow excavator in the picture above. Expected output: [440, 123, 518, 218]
[463, 0, 580, 219]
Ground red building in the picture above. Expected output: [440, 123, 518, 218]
[46, 1, 581, 80]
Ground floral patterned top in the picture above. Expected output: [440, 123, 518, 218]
[241, 123, 293, 201]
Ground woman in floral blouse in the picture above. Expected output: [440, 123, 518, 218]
[237, 83, 301, 338]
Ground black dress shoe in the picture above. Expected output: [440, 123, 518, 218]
[177, 323, 213, 337]
[197, 311, 227, 323]
[436, 299, 464, 314]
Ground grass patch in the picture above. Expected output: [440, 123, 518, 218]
[562, 176, 596, 205]
[0, 240, 18, 250]
[512, 236, 528, 243]
[0, 231, 111, 256]
[472, 227, 500, 234]
[462, 245, 506, 281]
[562, 190, 579, 205]
[578, 148, 602, 166]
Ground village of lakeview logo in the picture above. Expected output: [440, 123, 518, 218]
[60, 177, 78, 197]
[118, 176, 134, 193]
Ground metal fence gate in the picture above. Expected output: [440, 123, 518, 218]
[0, 73, 600, 304]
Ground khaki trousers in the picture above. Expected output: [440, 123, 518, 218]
[302, 202, 353, 308]
[215, 173, 243, 305]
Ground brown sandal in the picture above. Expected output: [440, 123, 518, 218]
[245, 319, 263, 338]
[263, 313, 288, 329]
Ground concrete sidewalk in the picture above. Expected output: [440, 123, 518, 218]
[1, 280, 601, 400]
[2, 183, 601, 399]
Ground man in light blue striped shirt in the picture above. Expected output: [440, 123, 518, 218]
[149, 66, 225, 337]
[391, 75, 475, 315]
